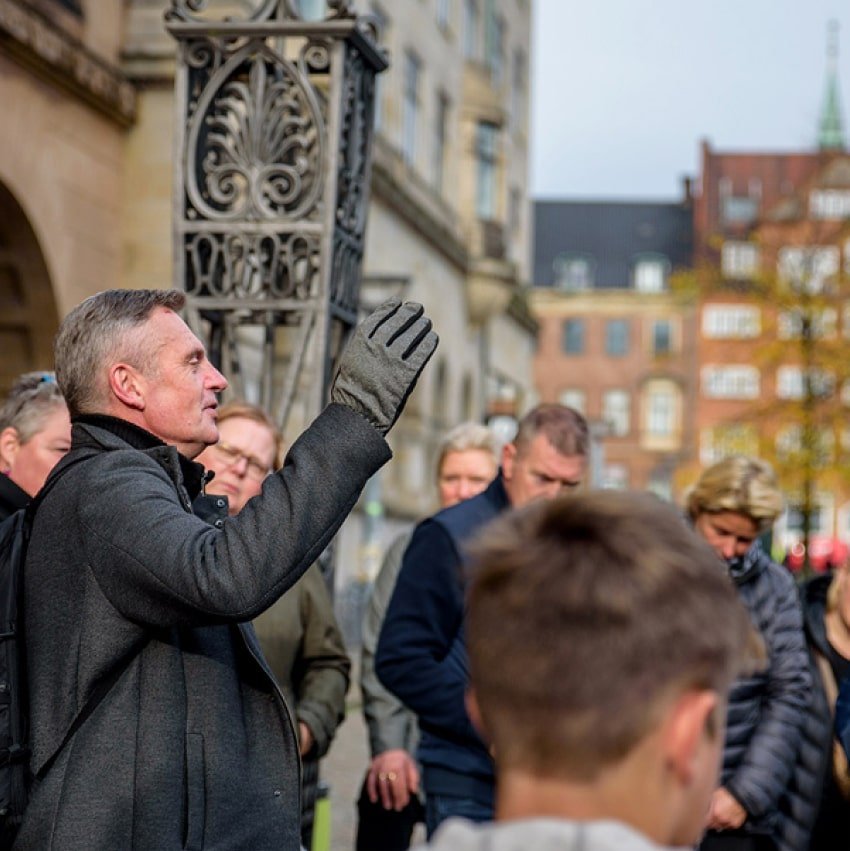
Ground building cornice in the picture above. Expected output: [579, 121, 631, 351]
[0, 0, 136, 127]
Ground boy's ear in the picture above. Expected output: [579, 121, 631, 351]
[663, 689, 719, 786]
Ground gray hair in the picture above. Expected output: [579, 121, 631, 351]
[54, 289, 186, 417]
[436, 422, 501, 477]
[0, 372, 66, 442]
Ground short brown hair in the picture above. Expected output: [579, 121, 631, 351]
[54, 289, 185, 417]
[514, 403, 588, 458]
[686, 455, 783, 533]
[216, 401, 285, 468]
[466, 490, 754, 780]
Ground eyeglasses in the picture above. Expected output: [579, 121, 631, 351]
[212, 442, 271, 482]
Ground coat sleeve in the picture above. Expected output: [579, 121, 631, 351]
[725, 566, 812, 819]
[292, 565, 351, 759]
[374, 519, 483, 748]
[78, 404, 391, 627]
[360, 531, 418, 757]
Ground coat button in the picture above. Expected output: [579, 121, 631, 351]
[273, 790, 281, 798]
[216, 499, 226, 508]
[214, 519, 224, 529]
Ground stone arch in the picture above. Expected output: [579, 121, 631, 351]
[0, 182, 59, 396]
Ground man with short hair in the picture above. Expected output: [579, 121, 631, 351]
[417, 490, 759, 851]
[375, 404, 588, 835]
[17, 289, 436, 850]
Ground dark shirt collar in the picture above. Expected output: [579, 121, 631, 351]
[73, 413, 208, 499]
[0, 472, 30, 516]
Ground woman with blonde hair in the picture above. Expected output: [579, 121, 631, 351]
[687, 456, 811, 851]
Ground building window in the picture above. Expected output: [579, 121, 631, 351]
[602, 463, 629, 490]
[652, 319, 672, 355]
[463, 0, 479, 58]
[603, 390, 630, 437]
[475, 121, 498, 218]
[553, 254, 593, 291]
[778, 308, 837, 339]
[433, 92, 449, 193]
[699, 425, 758, 466]
[721, 196, 758, 225]
[633, 258, 668, 293]
[701, 365, 760, 399]
[486, 13, 504, 84]
[646, 386, 676, 438]
[776, 366, 835, 400]
[810, 189, 850, 219]
[778, 245, 840, 293]
[702, 304, 760, 339]
[436, 0, 450, 30]
[721, 241, 760, 279]
[605, 319, 629, 356]
[402, 51, 421, 167]
[562, 319, 584, 355]
[559, 389, 586, 413]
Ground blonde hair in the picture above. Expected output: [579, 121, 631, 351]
[216, 401, 284, 468]
[686, 455, 784, 533]
[435, 422, 500, 479]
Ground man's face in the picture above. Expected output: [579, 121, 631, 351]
[134, 308, 227, 458]
[501, 433, 585, 508]
[437, 449, 497, 508]
[3, 404, 71, 497]
[196, 416, 277, 515]
[693, 511, 758, 563]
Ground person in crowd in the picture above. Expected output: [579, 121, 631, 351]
[416, 490, 759, 851]
[0, 371, 70, 519]
[800, 550, 850, 849]
[687, 456, 811, 851]
[357, 422, 500, 851]
[17, 289, 436, 850]
[376, 404, 588, 836]
[195, 400, 351, 850]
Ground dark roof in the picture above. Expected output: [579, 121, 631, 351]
[533, 199, 694, 289]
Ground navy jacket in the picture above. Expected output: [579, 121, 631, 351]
[375, 474, 509, 802]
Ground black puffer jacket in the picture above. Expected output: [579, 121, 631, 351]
[792, 574, 850, 851]
[719, 543, 811, 848]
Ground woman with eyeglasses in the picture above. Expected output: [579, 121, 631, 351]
[0, 371, 71, 520]
[195, 400, 350, 850]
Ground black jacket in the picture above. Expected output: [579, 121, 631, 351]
[376, 474, 510, 805]
[0, 474, 28, 521]
[794, 574, 850, 851]
[720, 543, 811, 847]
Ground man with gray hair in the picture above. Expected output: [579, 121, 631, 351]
[17, 289, 436, 850]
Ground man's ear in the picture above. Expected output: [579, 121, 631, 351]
[501, 442, 517, 481]
[108, 363, 147, 412]
[663, 689, 719, 787]
[0, 426, 22, 472]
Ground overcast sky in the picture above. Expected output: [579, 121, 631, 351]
[530, 0, 850, 200]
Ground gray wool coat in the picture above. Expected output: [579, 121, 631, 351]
[15, 404, 390, 851]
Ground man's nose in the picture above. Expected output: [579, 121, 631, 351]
[720, 538, 737, 559]
[206, 363, 228, 392]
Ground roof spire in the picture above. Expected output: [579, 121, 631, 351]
[819, 20, 845, 151]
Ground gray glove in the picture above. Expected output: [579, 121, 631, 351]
[331, 299, 439, 436]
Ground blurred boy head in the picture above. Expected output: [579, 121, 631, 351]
[463, 490, 758, 848]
